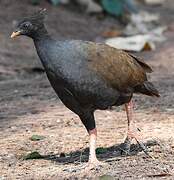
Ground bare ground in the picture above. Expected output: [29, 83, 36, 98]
[0, 0, 174, 179]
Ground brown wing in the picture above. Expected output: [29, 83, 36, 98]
[87, 42, 150, 92]
[128, 54, 153, 73]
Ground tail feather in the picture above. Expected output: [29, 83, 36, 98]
[135, 81, 160, 97]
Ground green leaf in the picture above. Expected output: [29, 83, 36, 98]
[101, 0, 125, 16]
[96, 147, 107, 154]
[30, 135, 46, 141]
[23, 151, 43, 160]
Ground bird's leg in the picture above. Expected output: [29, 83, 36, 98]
[79, 128, 105, 171]
[64, 128, 105, 172]
[66, 128, 105, 172]
[88, 129, 100, 165]
[121, 100, 148, 155]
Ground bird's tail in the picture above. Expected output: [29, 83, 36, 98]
[134, 81, 160, 97]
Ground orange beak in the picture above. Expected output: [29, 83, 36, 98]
[11, 31, 21, 38]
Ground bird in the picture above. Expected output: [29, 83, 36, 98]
[11, 9, 159, 170]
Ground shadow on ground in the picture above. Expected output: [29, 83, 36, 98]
[42, 140, 158, 165]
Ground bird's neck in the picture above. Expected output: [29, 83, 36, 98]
[31, 26, 51, 41]
[33, 31, 55, 71]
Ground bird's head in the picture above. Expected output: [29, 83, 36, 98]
[11, 9, 46, 39]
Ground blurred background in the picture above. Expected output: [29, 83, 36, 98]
[0, 0, 174, 179]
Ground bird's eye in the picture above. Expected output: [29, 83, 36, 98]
[23, 22, 31, 28]
[24, 24, 29, 28]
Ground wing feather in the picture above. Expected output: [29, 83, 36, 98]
[86, 43, 148, 91]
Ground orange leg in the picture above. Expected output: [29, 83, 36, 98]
[87, 129, 103, 166]
[77, 128, 105, 171]
[64, 128, 105, 172]
[122, 100, 149, 155]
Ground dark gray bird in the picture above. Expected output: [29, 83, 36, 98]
[11, 9, 159, 170]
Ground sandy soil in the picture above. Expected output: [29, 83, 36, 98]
[0, 0, 174, 179]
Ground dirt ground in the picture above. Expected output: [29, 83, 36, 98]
[0, 0, 174, 179]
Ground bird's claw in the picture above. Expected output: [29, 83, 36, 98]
[119, 136, 132, 155]
[120, 133, 153, 158]
[88, 159, 106, 169]
[136, 140, 149, 155]
[63, 159, 106, 173]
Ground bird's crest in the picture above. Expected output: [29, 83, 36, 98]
[18, 8, 47, 25]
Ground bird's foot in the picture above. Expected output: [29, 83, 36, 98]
[119, 136, 132, 156]
[120, 129, 151, 157]
[63, 159, 105, 173]
[86, 158, 106, 170]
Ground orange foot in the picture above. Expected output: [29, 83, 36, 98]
[120, 129, 150, 157]
[63, 159, 106, 173]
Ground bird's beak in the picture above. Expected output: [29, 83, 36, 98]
[11, 31, 21, 38]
